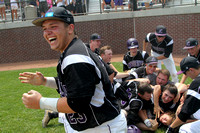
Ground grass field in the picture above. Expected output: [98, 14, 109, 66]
[0, 62, 192, 133]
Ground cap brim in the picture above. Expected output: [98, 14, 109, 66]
[177, 70, 184, 75]
[32, 17, 64, 26]
[183, 46, 195, 50]
[155, 32, 167, 36]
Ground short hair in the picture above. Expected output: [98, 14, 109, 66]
[163, 84, 178, 97]
[138, 82, 153, 95]
[99, 45, 112, 55]
[157, 69, 170, 80]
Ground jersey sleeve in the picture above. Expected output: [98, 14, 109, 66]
[178, 89, 200, 122]
[64, 63, 100, 112]
[145, 33, 152, 42]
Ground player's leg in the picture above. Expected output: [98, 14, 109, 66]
[162, 54, 179, 83]
[80, 111, 127, 133]
[42, 110, 59, 128]
[151, 50, 162, 69]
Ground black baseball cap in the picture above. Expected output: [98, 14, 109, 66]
[32, 6, 74, 26]
[90, 33, 103, 40]
[177, 56, 200, 75]
[183, 38, 198, 50]
[155, 25, 167, 36]
[146, 56, 158, 65]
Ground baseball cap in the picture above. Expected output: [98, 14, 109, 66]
[155, 25, 167, 36]
[146, 56, 158, 65]
[177, 56, 200, 75]
[127, 38, 139, 49]
[183, 38, 198, 50]
[32, 6, 74, 26]
[90, 33, 103, 40]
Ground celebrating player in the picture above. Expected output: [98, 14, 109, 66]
[143, 25, 179, 83]
[19, 6, 127, 132]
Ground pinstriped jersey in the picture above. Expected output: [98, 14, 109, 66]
[145, 33, 173, 58]
[123, 51, 149, 71]
[56, 38, 120, 131]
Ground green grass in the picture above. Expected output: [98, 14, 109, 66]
[0, 62, 192, 132]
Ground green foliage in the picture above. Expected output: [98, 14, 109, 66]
[0, 63, 192, 132]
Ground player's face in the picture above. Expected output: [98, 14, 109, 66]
[129, 47, 138, 57]
[159, 113, 173, 126]
[156, 36, 166, 43]
[156, 73, 168, 86]
[42, 20, 73, 53]
[90, 40, 101, 52]
[102, 49, 112, 63]
[187, 46, 199, 56]
[139, 92, 152, 101]
[146, 63, 157, 74]
[161, 90, 175, 103]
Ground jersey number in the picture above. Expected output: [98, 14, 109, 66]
[67, 113, 87, 124]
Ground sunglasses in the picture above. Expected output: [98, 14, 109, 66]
[157, 36, 165, 38]
[148, 64, 157, 68]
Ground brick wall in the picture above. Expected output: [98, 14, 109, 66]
[1, 12, 200, 64]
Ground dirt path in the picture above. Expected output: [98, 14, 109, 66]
[0, 54, 184, 71]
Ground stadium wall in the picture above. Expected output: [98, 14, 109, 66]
[0, 6, 200, 64]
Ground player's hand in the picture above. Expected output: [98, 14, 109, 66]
[22, 90, 42, 109]
[19, 72, 46, 86]
[154, 105, 164, 119]
[149, 119, 158, 131]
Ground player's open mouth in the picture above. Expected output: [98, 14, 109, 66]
[49, 37, 57, 43]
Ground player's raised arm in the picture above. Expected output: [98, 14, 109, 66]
[19, 72, 58, 89]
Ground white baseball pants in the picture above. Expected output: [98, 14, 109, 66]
[151, 51, 179, 83]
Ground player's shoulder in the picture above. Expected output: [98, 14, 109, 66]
[165, 34, 173, 41]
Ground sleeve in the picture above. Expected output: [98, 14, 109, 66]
[64, 63, 100, 112]
[178, 91, 200, 122]
[123, 54, 129, 71]
[143, 52, 149, 64]
[145, 33, 151, 42]
[164, 37, 173, 58]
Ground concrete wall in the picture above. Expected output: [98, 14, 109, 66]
[1, 6, 200, 64]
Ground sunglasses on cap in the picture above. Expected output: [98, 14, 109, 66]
[148, 64, 157, 68]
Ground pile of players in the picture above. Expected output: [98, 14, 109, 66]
[98, 25, 200, 132]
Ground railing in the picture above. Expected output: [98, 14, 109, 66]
[0, 0, 199, 23]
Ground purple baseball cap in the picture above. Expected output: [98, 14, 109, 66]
[183, 38, 198, 50]
[146, 56, 158, 65]
[177, 56, 200, 75]
[155, 25, 167, 36]
[90, 33, 103, 40]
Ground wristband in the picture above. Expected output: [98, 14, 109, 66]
[45, 77, 57, 89]
[39, 97, 59, 112]
[144, 119, 152, 128]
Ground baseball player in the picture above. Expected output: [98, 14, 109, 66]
[143, 25, 179, 83]
[126, 56, 158, 85]
[166, 56, 200, 133]
[20, 6, 127, 133]
[123, 38, 149, 72]
[180, 38, 200, 84]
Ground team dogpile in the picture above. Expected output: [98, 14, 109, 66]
[19, 6, 200, 133]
